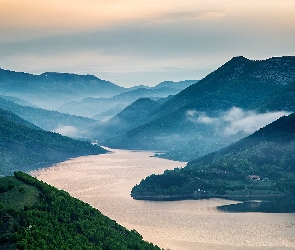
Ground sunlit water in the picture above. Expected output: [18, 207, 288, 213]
[31, 148, 295, 250]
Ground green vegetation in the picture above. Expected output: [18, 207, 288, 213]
[0, 110, 107, 176]
[131, 113, 295, 200]
[0, 172, 161, 250]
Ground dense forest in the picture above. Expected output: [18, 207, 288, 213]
[0, 172, 161, 249]
[0, 109, 107, 176]
[131, 113, 295, 200]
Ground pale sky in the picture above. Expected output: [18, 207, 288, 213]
[1, 0, 295, 87]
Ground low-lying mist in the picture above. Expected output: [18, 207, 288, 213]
[186, 107, 290, 138]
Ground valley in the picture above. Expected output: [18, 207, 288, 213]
[30, 149, 295, 250]
[0, 56, 295, 249]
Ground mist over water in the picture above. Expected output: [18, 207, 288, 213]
[32, 149, 295, 250]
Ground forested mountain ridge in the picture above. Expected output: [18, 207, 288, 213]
[0, 68, 125, 109]
[0, 172, 161, 249]
[148, 56, 295, 119]
[105, 56, 295, 160]
[0, 113, 106, 176]
[131, 113, 295, 200]
[256, 80, 295, 112]
[0, 108, 41, 130]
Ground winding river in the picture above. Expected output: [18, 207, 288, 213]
[31, 148, 295, 250]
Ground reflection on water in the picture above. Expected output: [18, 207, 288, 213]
[218, 198, 295, 213]
[31, 148, 295, 250]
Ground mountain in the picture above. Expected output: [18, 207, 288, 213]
[154, 80, 197, 89]
[0, 97, 97, 137]
[131, 113, 295, 200]
[0, 69, 126, 109]
[57, 87, 182, 118]
[105, 56, 295, 160]
[91, 98, 161, 141]
[0, 108, 41, 130]
[0, 95, 36, 107]
[0, 172, 160, 249]
[257, 80, 295, 112]
[0, 112, 106, 176]
[91, 104, 127, 121]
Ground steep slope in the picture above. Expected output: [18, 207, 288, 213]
[105, 56, 295, 159]
[256, 80, 295, 112]
[91, 98, 161, 141]
[0, 114, 106, 176]
[131, 113, 295, 200]
[0, 97, 97, 137]
[0, 108, 41, 130]
[0, 69, 125, 109]
[0, 172, 161, 250]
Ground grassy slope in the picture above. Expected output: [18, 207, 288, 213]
[0, 172, 161, 250]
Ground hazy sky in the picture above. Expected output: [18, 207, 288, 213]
[1, 0, 295, 87]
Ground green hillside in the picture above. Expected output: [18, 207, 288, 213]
[0, 113, 106, 176]
[131, 113, 295, 200]
[0, 172, 161, 250]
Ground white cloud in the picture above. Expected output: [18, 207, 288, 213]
[186, 110, 217, 124]
[53, 126, 79, 137]
[186, 107, 290, 137]
[223, 109, 290, 136]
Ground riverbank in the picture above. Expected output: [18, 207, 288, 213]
[131, 193, 288, 201]
[31, 148, 295, 250]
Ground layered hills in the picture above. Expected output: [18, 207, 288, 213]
[131, 113, 295, 200]
[105, 56, 295, 161]
[0, 69, 125, 110]
[57, 83, 195, 118]
[0, 97, 97, 137]
[0, 109, 106, 176]
[91, 98, 161, 141]
[0, 172, 161, 249]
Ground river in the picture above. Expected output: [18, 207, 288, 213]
[31, 148, 295, 250]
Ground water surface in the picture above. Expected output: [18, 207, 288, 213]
[32, 148, 295, 250]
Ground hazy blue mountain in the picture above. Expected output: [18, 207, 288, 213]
[0, 113, 106, 176]
[0, 68, 126, 109]
[105, 56, 295, 160]
[91, 104, 127, 121]
[131, 113, 295, 200]
[0, 95, 36, 107]
[91, 98, 161, 141]
[0, 97, 97, 137]
[57, 87, 182, 118]
[154, 80, 197, 90]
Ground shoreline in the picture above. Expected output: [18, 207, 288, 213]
[131, 193, 288, 202]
